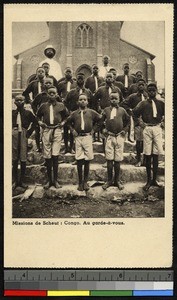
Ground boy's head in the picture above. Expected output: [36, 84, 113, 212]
[137, 79, 146, 92]
[109, 92, 120, 107]
[136, 70, 143, 80]
[42, 62, 50, 75]
[64, 67, 73, 80]
[77, 72, 85, 87]
[78, 93, 88, 109]
[92, 64, 99, 76]
[36, 67, 45, 80]
[103, 55, 110, 66]
[15, 94, 25, 109]
[44, 77, 54, 89]
[44, 45, 56, 59]
[123, 63, 129, 75]
[109, 68, 117, 80]
[105, 72, 114, 85]
[47, 86, 58, 102]
[147, 83, 157, 99]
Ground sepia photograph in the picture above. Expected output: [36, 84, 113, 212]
[4, 4, 173, 268]
[12, 20, 165, 218]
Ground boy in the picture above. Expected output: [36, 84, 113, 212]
[58, 67, 77, 100]
[66, 93, 102, 191]
[64, 72, 93, 153]
[101, 91, 130, 190]
[12, 94, 37, 189]
[133, 83, 164, 191]
[85, 64, 104, 94]
[32, 77, 62, 113]
[23, 67, 46, 103]
[23, 67, 46, 152]
[37, 86, 69, 189]
[121, 79, 148, 166]
[116, 63, 136, 98]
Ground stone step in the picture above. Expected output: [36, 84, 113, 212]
[13, 181, 164, 204]
[27, 148, 165, 166]
[24, 163, 164, 185]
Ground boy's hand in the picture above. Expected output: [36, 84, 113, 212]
[72, 129, 78, 138]
[120, 130, 126, 137]
[26, 130, 31, 139]
[58, 121, 65, 128]
[38, 121, 46, 129]
[160, 121, 165, 129]
[98, 106, 102, 114]
[102, 128, 108, 137]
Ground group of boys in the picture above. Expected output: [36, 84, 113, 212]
[12, 56, 165, 193]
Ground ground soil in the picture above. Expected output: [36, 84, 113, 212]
[13, 185, 164, 218]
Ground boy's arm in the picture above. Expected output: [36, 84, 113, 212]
[122, 109, 130, 134]
[87, 89, 94, 109]
[66, 113, 78, 137]
[22, 82, 33, 103]
[120, 95, 132, 113]
[93, 88, 101, 112]
[132, 101, 143, 118]
[36, 104, 47, 128]
[60, 107, 70, 127]
[26, 112, 38, 138]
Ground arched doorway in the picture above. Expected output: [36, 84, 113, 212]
[75, 64, 92, 80]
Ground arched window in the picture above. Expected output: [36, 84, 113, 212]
[76, 23, 93, 48]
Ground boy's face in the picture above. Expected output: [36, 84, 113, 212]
[15, 95, 25, 109]
[124, 65, 129, 75]
[138, 82, 145, 92]
[147, 86, 157, 99]
[37, 68, 45, 79]
[106, 73, 113, 84]
[110, 93, 120, 106]
[44, 78, 53, 89]
[77, 75, 84, 86]
[136, 72, 143, 80]
[42, 64, 50, 75]
[65, 69, 72, 80]
[78, 94, 88, 108]
[48, 87, 57, 101]
[110, 70, 117, 80]
[92, 66, 98, 76]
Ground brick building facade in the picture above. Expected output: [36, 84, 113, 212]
[13, 21, 155, 93]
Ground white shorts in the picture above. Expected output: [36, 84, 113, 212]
[143, 125, 163, 155]
[42, 128, 62, 159]
[75, 135, 94, 161]
[105, 134, 124, 162]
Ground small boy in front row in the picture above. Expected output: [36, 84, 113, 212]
[101, 91, 130, 190]
[66, 93, 102, 191]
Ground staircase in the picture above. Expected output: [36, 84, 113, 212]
[25, 137, 165, 186]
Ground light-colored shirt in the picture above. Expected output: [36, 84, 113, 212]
[39, 58, 62, 81]
[99, 65, 112, 78]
